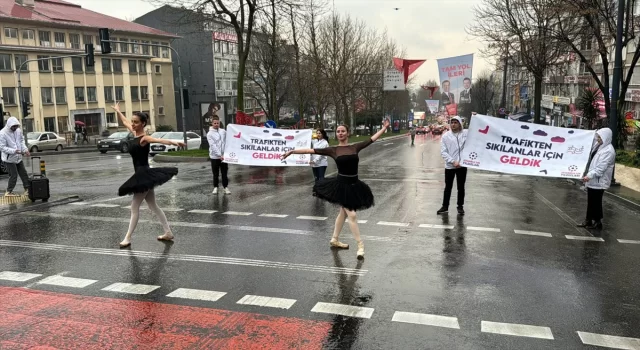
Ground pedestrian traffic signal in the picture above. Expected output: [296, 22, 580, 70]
[22, 101, 30, 118]
[98, 28, 111, 54]
[85, 43, 95, 67]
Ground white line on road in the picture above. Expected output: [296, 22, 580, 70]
[162, 208, 184, 212]
[345, 219, 368, 224]
[297, 215, 327, 221]
[90, 203, 121, 208]
[223, 211, 253, 216]
[260, 213, 289, 218]
[535, 191, 593, 237]
[0, 271, 42, 282]
[384, 143, 394, 146]
[377, 221, 410, 227]
[392, 311, 460, 329]
[38, 275, 98, 288]
[577, 331, 640, 349]
[167, 288, 227, 302]
[467, 226, 501, 232]
[514, 230, 553, 238]
[69, 202, 89, 206]
[102, 283, 160, 295]
[359, 235, 393, 242]
[618, 239, 640, 244]
[237, 295, 297, 309]
[565, 235, 605, 242]
[90, 197, 125, 203]
[311, 302, 374, 319]
[188, 209, 217, 214]
[419, 224, 455, 229]
[0, 240, 368, 276]
[481, 321, 554, 340]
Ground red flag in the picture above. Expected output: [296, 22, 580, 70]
[393, 57, 426, 84]
[445, 104, 457, 116]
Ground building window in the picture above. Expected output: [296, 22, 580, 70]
[115, 86, 124, 101]
[54, 87, 66, 104]
[54, 32, 66, 48]
[112, 59, 122, 73]
[86, 60, 95, 73]
[111, 37, 119, 53]
[37, 55, 50, 71]
[14, 54, 28, 72]
[222, 60, 229, 72]
[74, 87, 85, 102]
[39, 31, 51, 47]
[22, 29, 34, 40]
[52, 57, 64, 72]
[156, 86, 163, 95]
[19, 87, 31, 104]
[1, 87, 16, 105]
[130, 86, 139, 101]
[120, 39, 129, 53]
[104, 86, 114, 102]
[69, 34, 81, 49]
[128, 60, 138, 73]
[83, 34, 93, 46]
[142, 40, 150, 55]
[151, 41, 159, 57]
[87, 87, 97, 102]
[106, 112, 116, 124]
[132, 39, 140, 54]
[154, 64, 161, 73]
[43, 117, 56, 132]
[214, 58, 221, 72]
[0, 54, 11, 71]
[138, 60, 147, 73]
[101, 58, 111, 73]
[71, 57, 83, 72]
[140, 86, 149, 100]
[57, 116, 69, 133]
[4, 27, 18, 39]
[214, 41, 220, 53]
[158, 106, 165, 115]
[161, 43, 169, 58]
[41, 88, 53, 104]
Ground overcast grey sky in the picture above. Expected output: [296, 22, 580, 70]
[70, 0, 492, 87]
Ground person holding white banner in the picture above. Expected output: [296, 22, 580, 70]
[208, 116, 230, 195]
[281, 120, 391, 259]
[438, 116, 468, 215]
[310, 129, 329, 190]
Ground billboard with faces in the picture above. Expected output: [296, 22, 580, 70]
[200, 102, 227, 134]
[437, 54, 474, 117]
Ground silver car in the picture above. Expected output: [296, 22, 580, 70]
[27, 132, 65, 152]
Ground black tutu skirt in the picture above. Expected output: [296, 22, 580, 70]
[118, 166, 178, 196]
[312, 175, 374, 211]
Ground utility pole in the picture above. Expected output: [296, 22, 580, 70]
[500, 41, 509, 119]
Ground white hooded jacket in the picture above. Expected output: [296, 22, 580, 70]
[207, 127, 226, 160]
[585, 128, 616, 190]
[0, 117, 28, 164]
[441, 116, 468, 169]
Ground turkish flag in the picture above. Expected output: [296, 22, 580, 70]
[445, 104, 457, 116]
[393, 58, 426, 84]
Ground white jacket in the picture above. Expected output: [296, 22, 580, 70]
[207, 127, 226, 160]
[585, 128, 615, 190]
[311, 139, 329, 167]
[0, 117, 28, 164]
[441, 117, 468, 170]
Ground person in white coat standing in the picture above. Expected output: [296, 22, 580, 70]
[208, 116, 230, 195]
[0, 117, 30, 197]
[310, 129, 329, 190]
[438, 116, 468, 215]
[577, 128, 615, 229]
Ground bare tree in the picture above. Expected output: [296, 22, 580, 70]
[471, 71, 499, 115]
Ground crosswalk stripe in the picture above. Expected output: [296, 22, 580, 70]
[565, 235, 605, 242]
[188, 209, 217, 214]
[514, 230, 553, 238]
[223, 211, 253, 216]
[162, 208, 184, 212]
[618, 239, 640, 244]
[311, 302, 374, 319]
[260, 214, 289, 218]
[419, 224, 455, 229]
[467, 227, 501, 232]
[392, 311, 460, 329]
[481, 321, 554, 340]
[345, 219, 368, 224]
[69, 202, 89, 206]
[297, 215, 327, 221]
[38, 275, 98, 288]
[167, 288, 227, 302]
[89, 203, 121, 208]
[377, 221, 410, 227]
[0, 271, 42, 282]
[237, 295, 297, 309]
[102, 283, 161, 295]
[577, 331, 640, 349]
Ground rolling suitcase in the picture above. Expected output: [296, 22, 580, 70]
[28, 156, 50, 202]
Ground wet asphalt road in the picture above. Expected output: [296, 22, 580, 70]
[1, 134, 640, 349]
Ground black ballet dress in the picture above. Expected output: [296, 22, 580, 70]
[312, 139, 375, 211]
[118, 136, 178, 196]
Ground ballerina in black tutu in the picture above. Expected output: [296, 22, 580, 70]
[111, 103, 185, 248]
[282, 119, 390, 259]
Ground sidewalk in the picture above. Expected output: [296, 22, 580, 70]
[567, 179, 640, 210]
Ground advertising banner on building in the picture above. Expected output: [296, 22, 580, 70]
[437, 54, 474, 117]
[426, 100, 439, 114]
[460, 115, 595, 179]
[201, 102, 227, 135]
[223, 124, 312, 166]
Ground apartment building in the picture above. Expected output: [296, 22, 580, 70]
[0, 0, 178, 135]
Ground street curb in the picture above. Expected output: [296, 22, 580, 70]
[0, 195, 81, 217]
[565, 179, 640, 210]
[153, 154, 209, 163]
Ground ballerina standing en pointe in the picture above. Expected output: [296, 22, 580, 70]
[282, 119, 390, 259]
[111, 103, 185, 248]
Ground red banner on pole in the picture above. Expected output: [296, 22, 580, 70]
[393, 58, 426, 84]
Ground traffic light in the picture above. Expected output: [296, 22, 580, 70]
[98, 28, 111, 54]
[22, 101, 30, 118]
[85, 43, 95, 67]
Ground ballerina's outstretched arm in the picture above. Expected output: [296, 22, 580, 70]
[111, 102, 134, 134]
[370, 119, 391, 142]
[141, 135, 186, 148]
[281, 148, 316, 160]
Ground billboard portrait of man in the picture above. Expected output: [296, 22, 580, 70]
[201, 102, 226, 135]
[459, 77, 472, 104]
[440, 80, 455, 106]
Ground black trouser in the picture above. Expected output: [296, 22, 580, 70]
[312, 166, 327, 184]
[411, 135, 415, 145]
[6, 161, 30, 193]
[442, 167, 467, 208]
[586, 188, 605, 222]
[210, 158, 228, 188]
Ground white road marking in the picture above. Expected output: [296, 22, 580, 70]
[384, 143, 394, 146]
[618, 239, 640, 244]
[377, 221, 410, 227]
[162, 208, 184, 212]
[345, 219, 368, 224]
[0, 240, 367, 276]
[566, 235, 605, 242]
[69, 202, 89, 206]
[419, 224, 455, 229]
[297, 215, 327, 221]
[578, 331, 640, 349]
[90, 197, 124, 203]
[90, 203, 121, 208]
[260, 214, 289, 218]
[535, 191, 593, 237]
[122, 205, 146, 210]
[467, 226, 501, 232]
[481, 321, 554, 340]
[514, 230, 553, 238]
[237, 295, 297, 309]
[0, 271, 42, 282]
[188, 209, 217, 214]
[392, 311, 460, 329]
[167, 288, 226, 302]
[311, 302, 374, 319]
[359, 235, 393, 242]
[102, 283, 161, 295]
[223, 211, 253, 216]
[38, 275, 97, 288]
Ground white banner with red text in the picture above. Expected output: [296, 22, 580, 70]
[460, 115, 595, 179]
[223, 124, 313, 166]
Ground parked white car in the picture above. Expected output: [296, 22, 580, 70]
[149, 131, 201, 156]
[27, 132, 65, 152]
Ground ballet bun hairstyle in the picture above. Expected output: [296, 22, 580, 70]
[133, 112, 149, 127]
